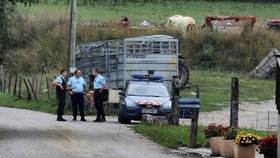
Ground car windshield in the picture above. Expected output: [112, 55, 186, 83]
[127, 82, 169, 97]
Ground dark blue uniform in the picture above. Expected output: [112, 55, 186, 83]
[94, 75, 106, 121]
[55, 76, 66, 119]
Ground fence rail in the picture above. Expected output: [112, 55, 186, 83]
[0, 68, 55, 103]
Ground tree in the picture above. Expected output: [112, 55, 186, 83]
[0, 0, 38, 65]
[1, 0, 38, 6]
[0, 0, 13, 64]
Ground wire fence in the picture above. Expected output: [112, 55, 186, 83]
[180, 108, 278, 134]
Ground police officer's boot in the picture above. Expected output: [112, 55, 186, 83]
[73, 116, 77, 121]
[100, 115, 106, 122]
[93, 114, 101, 122]
[57, 116, 66, 121]
[81, 116, 87, 121]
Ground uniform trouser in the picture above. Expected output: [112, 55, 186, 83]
[57, 91, 66, 118]
[94, 90, 105, 119]
[71, 93, 85, 118]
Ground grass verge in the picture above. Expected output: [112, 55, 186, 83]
[0, 92, 73, 115]
[17, 1, 280, 26]
[181, 70, 275, 112]
[134, 123, 276, 149]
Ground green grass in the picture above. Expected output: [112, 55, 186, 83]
[17, 1, 280, 26]
[181, 70, 275, 112]
[134, 123, 276, 149]
[0, 92, 57, 113]
[0, 70, 274, 113]
[0, 92, 75, 115]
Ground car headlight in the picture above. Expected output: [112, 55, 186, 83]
[126, 100, 136, 106]
[162, 102, 171, 108]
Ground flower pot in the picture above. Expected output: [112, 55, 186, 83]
[210, 136, 223, 156]
[220, 139, 234, 157]
[220, 139, 225, 157]
[234, 144, 256, 158]
[264, 154, 277, 158]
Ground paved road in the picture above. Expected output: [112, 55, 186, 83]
[0, 101, 271, 158]
[0, 107, 180, 158]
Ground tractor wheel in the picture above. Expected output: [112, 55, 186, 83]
[178, 59, 190, 87]
[267, 69, 276, 80]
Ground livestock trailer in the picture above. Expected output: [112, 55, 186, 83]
[75, 35, 180, 103]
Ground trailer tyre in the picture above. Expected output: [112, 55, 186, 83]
[179, 59, 190, 87]
[267, 68, 276, 80]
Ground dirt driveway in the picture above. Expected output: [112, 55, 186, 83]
[180, 100, 278, 131]
[0, 107, 180, 158]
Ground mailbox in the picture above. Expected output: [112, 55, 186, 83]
[179, 98, 200, 118]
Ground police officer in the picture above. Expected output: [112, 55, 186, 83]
[92, 68, 106, 122]
[52, 69, 67, 121]
[67, 70, 87, 121]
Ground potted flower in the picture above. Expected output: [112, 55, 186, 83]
[204, 123, 225, 156]
[257, 135, 277, 158]
[220, 127, 237, 158]
[234, 132, 261, 158]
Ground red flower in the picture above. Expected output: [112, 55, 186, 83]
[257, 135, 277, 155]
[204, 123, 225, 138]
[204, 124, 236, 139]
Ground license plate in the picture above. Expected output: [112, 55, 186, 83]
[142, 109, 157, 114]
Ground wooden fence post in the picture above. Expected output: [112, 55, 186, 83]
[3, 70, 7, 93]
[8, 72, 12, 94]
[0, 65, 3, 91]
[34, 74, 38, 99]
[13, 74, 18, 97]
[46, 76, 50, 101]
[18, 76, 22, 99]
[170, 76, 180, 126]
[189, 110, 199, 148]
[37, 73, 44, 100]
[230, 77, 239, 127]
[27, 79, 38, 101]
[23, 78, 32, 101]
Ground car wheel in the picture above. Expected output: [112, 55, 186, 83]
[118, 109, 131, 124]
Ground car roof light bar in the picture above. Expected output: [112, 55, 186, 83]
[131, 74, 145, 79]
[150, 74, 163, 80]
[131, 74, 163, 80]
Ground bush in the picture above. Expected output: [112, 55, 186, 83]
[5, 11, 280, 73]
[5, 12, 68, 73]
[185, 29, 280, 71]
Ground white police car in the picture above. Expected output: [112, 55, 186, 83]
[118, 74, 172, 124]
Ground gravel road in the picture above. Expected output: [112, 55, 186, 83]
[0, 107, 180, 158]
[0, 100, 276, 158]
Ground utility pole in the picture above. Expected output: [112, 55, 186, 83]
[68, 0, 77, 74]
[66, 0, 77, 108]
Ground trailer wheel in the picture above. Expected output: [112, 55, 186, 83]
[179, 59, 190, 87]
